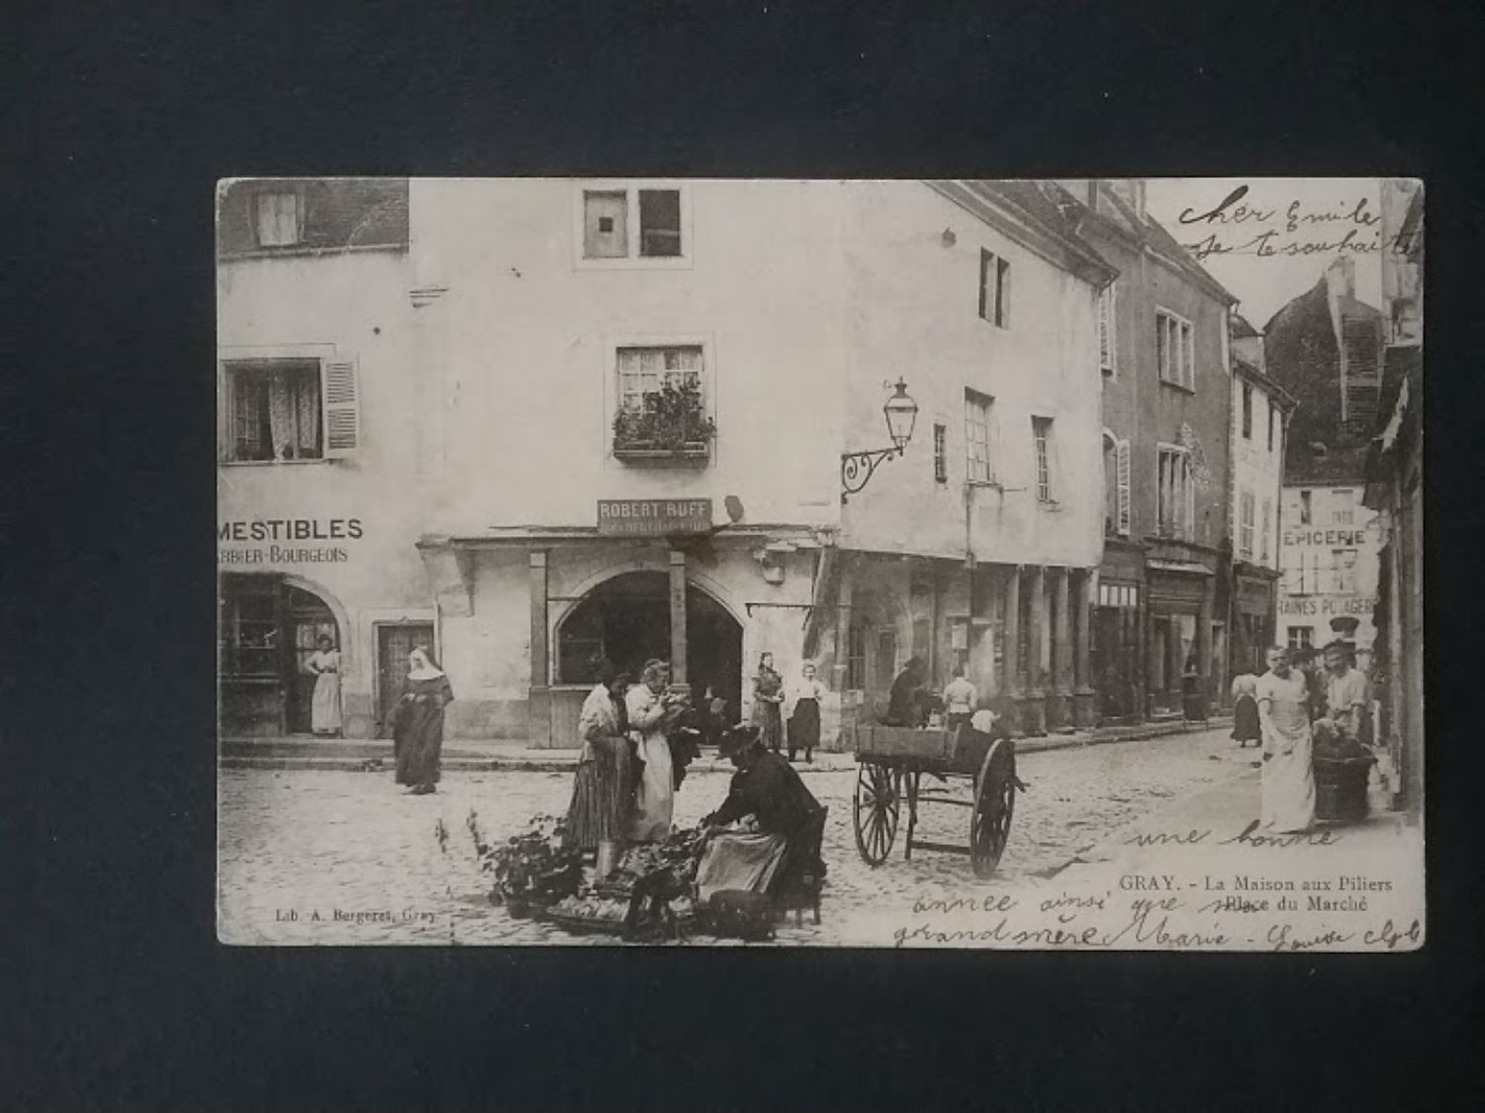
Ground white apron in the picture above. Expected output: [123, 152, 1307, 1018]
[626, 685, 675, 842]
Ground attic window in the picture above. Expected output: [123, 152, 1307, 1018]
[1310, 441, 1329, 460]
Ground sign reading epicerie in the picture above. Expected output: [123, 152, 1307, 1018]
[218, 518, 363, 565]
[597, 499, 712, 536]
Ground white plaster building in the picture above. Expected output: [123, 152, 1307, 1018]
[217, 179, 1115, 747]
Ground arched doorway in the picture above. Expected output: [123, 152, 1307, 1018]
[219, 573, 342, 736]
[555, 571, 744, 717]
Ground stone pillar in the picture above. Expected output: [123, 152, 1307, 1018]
[1196, 588, 1214, 718]
[528, 550, 551, 747]
[831, 557, 856, 752]
[1048, 567, 1073, 731]
[1072, 569, 1096, 728]
[1023, 565, 1048, 736]
[669, 549, 688, 690]
[1001, 565, 1022, 735]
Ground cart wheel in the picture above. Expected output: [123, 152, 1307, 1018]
[970, 740, 1016, 878]
[852, 762, 900, 866]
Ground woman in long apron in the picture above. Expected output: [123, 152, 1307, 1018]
[1256, 646, 1316, 832]
[786, 661, 824, 763]
[626, 659, 680, 842]
[562, 664, 633, 876]
[304, 635, 342, 737]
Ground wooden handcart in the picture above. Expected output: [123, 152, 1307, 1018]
[852, 724, 1022, 878]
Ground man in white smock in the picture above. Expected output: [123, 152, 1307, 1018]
[1255, 646, 1316, 833]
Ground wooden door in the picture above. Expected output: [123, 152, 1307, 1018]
[377, 623, 434, 738]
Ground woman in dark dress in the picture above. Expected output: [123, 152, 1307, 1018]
[563, 664, 632, 877]
[751, 652, 785, 753]
[392, 647, 454, 795]
[1230, 673, 1261, 748]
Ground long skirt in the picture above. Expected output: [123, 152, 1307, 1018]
[629, 733, 675, 842]
[787, 698, 820, 758]
[311, 672, 342, 733]
[563, 738, 633, 851]
[754, 700, 783, 752]
[1261, 736, 1316, 832]
[394, 702, 444, 787]
[695, 831, 789, 903]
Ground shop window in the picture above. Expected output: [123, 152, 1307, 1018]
[1157, 446, 1194, 539]
[221, 582, 280, 677]
[1157, 308, 1195, 390]
[219, 357, 359, 463]
[581, 185, 687, 262]
[932, 423, 947, 483]
[964, 388, 996, 484]
[1241, 383, 1253, 439]
[978, 249, 1010, 328]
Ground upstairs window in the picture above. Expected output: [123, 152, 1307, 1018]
[932, 423, 948, 484]
[1241, 383, 1253, 439]
[1332, 489, 1355, 525]
[1156, 309, 1195, 390]
[255, 190, 301, 247]
[1333, 548, 1359, 593]
[1267, 402, 1276, 451]
[1098, 284, 1118, 376]
[964, 389, 996, 484]
[1157, 446, 1195, 539]
[1032, 417, 1055, 503]
[218, 357, 360, 463]
[1238, 489, 1255, 560]
[979, 249, 1010, 328]
[612, 344, 712, 461]
[581, 186, 686, 262]
[1287, 626, 1314, 651]
[1298, 489, 1313, 525]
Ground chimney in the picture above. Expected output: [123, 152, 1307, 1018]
[1326, 255, 1356, 300]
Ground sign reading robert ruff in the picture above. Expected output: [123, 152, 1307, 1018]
[597, 499, 712, 536]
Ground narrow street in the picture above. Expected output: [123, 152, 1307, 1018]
[218, 726, 1257, 947]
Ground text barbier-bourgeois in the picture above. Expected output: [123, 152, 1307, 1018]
[218, 517, 363, 565]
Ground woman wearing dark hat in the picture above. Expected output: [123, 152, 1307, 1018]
[562, 662, 633, 877]
[695, 723, 823, 904]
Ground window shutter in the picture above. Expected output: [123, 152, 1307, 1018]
[322, 358, 360, 457]
[998, 258, 1011, 328]
[1115, 439, 1131, 536]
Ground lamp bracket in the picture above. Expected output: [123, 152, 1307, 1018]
[840, 445, 904, 503]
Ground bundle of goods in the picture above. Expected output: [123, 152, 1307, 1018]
[1311, 718, 1377, 824]
[467, 812, 584, 917]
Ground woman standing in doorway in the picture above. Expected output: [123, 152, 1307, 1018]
[751, 652, 785, 754]
[392, 647, 454, 795]
[304, 634, 342, 737]
[627, 659, 684, 842]
[786, 661, 825, 763]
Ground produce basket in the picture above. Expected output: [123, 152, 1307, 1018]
[1313, 757, 1373, 823]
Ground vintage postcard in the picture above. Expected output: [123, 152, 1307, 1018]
[217, 177, 1424, 950]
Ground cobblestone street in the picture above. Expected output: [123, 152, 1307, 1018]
[218, 726, 1257, 946]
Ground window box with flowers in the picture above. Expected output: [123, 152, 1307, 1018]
[611, 346, 716, 465]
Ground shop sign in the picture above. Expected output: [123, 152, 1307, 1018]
[597, 499, 713, 536]
[218, 517, 363, 566]
[1237, 578, 1272, 611]
[1278, 594, 1375, 618]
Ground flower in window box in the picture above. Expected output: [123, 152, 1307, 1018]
[613, 379, 716, 455]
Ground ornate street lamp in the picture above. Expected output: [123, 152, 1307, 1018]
[841, 378, 919, 503]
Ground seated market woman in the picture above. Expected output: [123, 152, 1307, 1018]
[562, 663, 633, 878]
[695, 724, 825, 904]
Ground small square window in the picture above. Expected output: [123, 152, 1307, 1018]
[583, 191, 628, 258]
